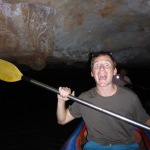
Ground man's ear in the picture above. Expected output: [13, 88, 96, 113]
[114, 68, 117, 75]
[91, 71, 94, 77]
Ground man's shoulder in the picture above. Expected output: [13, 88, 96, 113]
[79, 87, 96, 98]
[117, 85, 136, 95]
[124, 76, 130, 80]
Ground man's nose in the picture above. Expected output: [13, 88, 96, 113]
[99, 65, 105, 70]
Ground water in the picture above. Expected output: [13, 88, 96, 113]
[0, 67, 150, 149]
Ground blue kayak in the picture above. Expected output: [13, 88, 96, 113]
[61, 120, 150, 150]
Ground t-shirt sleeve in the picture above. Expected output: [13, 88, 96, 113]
[133, 96, 150, 124]
[125, 76, 131, 84]
[68, 101, 81, 118]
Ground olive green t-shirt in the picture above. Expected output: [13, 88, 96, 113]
[68, 86, 149, 145]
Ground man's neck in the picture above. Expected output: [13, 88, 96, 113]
[96, 84, 117, 97]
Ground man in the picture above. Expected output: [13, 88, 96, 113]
[113, 68, 132, 88]
[57, 51, 150, 150]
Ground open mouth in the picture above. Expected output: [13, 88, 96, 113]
[98, 75, 107, 81]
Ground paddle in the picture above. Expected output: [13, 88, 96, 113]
[0, 59, 150, 131]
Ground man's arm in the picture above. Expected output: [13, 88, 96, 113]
[120, 76, 132, 85]
[56, 87, 75, 125]
[145, 118, 150, 126]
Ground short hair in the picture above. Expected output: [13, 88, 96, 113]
[88, 51, 117, 69]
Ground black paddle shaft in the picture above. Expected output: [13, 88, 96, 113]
[22, 75, 150, 131]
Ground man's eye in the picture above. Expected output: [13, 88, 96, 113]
[105, 64, 110, 67]
[94, 64, 100, 68]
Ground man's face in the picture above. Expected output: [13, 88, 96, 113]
[120, 69, 127, 76]
[91, 55, 117, 87]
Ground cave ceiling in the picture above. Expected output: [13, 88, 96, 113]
[0, 0, 150, 70]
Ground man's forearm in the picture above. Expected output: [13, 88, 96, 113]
[56, 100, 67, 124]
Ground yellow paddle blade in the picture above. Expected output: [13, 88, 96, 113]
[0, 59, 23, 82]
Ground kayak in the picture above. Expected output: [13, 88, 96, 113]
[60, 120, 150, 150]
[60, 121, 86, 150]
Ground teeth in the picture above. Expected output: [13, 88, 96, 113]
[99, 75, 106, 80]
[99, 76, 105, 79]
[99, 75, 106, 77]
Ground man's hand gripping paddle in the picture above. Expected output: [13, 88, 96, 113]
[0, 59, 150, 131]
